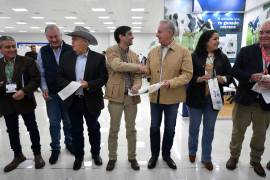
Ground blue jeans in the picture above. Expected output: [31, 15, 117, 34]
[188, 96, 218, 162]
[46, 93, 72, 150]
[150, 103, 179, 157]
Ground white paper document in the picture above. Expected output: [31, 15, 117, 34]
[128, 82, 164, 96]
[252, 76, 270, 104]
[58, 81, 81, 100]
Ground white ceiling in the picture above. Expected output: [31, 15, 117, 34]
[0, 0, 164, 34]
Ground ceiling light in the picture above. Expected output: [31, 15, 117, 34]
[0, 30, 5, 32]
[12, 8, 28, 12]
[133, 30, 141, 33]
[109, 30, 114, 32]
[45, 22, 56, 25]
[132, 16, 143, 19]
[132, 26, 142, 29]
[90, 30, 95, 33]
[106, 26, 116, 29]
[5, 26, 15, 29]
[74, 22, 85, 25]
[131, 8, 144, 12]
[58, 26, 64, 29]
[103, 22, 113, 25]
[84, 26, 91, 29]
[30, 26, 41, 29]
[65, 16, 77, 19]
[98, 16, 110, 19]
[0, 17, 11, 19]
[31, 16, 44, 19]
[19, 30, 27, 32]
[16, 22, 27, 25]
[64, 30, 72, 32]
[91, 8, 106, 12]
[132, 22, 142, 25]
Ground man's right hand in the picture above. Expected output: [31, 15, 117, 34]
[42, 89, 50, 101]
[138, 64, 148, 74]
[250, 73, 263, 82]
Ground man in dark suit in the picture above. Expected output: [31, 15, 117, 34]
[226, 20, 270, 177]
[0, 36, 45, 172]
[25, 45, 37, 60]
[56, 26, 108, 170]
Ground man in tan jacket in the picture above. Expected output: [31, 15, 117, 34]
[145, 20, 193, 169]
[105, 26, 145, 171]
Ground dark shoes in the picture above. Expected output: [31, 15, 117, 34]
[148, 156, 158, 169]
[92, 155, 103, 166]
[163, 156, 177, 169]
[73, 157, 83, 170]
[4, 154, 26, 172]
[129, 159, 140, 170]
[250, 161, 266, 177]
[49, 150, 60, 164]
[202, 161, 213, 171]
[226, 157, 238, 170]
[106, 160, 116, 171]
[66, 145, 74, 155]
[34, 154, 45, 169]
[189, 155, 196, 163]
[267, 161, 270, 170]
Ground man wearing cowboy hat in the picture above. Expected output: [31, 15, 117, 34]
[56, 26, 108, 170]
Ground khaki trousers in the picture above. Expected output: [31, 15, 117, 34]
[230, 103, 270, 163]
[108, 96, 137, 160]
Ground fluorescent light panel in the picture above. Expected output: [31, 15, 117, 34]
[91, 8, 106, 12]
[65, 16, 77, 19]
[132, 16, 143, 19]
[16, 22, 27, 25]
[103, 22, 113, 24]
[30, 26, 41, 29]
[0, 17, 11, 19]
[45, 22, 56, 24]
[132, 22, 142, 25]
[131, 8, 144, 12]
[74, 22, 85, 25]
[106, 26, 116, 29]
[5, 26, 15, 29]
[12, 8, 28, 12]
[32, 17, 44, 19]
[132, 26, 142, 29]
[98, 16, 110, 19]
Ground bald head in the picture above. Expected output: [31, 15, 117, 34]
[259, 20, 270, 48]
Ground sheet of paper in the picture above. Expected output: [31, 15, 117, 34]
[128, 82, 163, 96]
[262, 92, 270, 104]
[58, 81, 81, 100]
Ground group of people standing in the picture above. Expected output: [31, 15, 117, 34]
[0, 19, 270, 178]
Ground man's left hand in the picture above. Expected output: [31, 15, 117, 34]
[162, 80, 170, 88]
[80, 80, 89, 89]
[259, 81, 270, 89]
[12, 90, 25, 100]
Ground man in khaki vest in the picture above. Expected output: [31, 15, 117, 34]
[105, 26, 145, 171]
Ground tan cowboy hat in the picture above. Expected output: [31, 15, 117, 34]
[66, 26, 98, 45]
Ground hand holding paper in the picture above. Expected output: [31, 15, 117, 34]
[128, 82, 164, 96]
[58, 81, 81, 100]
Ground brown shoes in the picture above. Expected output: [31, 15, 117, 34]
[226, 157, 238, 170]
[128, 159, 140, 170]
[250, 161, 266, 177]
[202, 161, 213, 171]
[267, 161, 270, 170]
[34, 155, 45, 169]
[189, 155, 196, 163]
[4, 154, 26, 172]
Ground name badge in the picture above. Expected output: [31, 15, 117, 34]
[6, 83, 17, 93]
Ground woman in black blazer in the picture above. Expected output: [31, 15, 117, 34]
[186, 30, 232, 171]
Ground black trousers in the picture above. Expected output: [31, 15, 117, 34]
[4, 111, 41, 156]
[68, 97, 101, 159]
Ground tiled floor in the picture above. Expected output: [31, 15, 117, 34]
[0, 88, 270, 180]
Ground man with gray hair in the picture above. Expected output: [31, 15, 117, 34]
[37, 24, 73, 164]
[143, 20, 193, 169]
[56, 26, 108, 170]
[0, 36, 45, 172]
